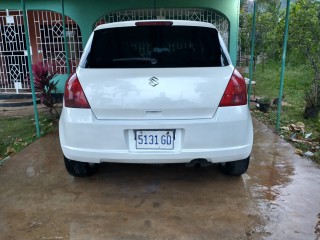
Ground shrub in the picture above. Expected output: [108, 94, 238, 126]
[29, 62, 59, 118]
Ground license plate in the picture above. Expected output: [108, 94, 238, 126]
[135, 130, 175, 150]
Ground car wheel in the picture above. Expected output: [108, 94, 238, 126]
[64, 156, 97, 177]
[219, 156, 250, 176]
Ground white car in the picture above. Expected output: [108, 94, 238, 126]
[59, 20, 253, 177]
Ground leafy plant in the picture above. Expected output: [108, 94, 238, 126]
[29, 62, 59, 118]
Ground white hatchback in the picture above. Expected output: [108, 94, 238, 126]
[59, 20, 253, 177]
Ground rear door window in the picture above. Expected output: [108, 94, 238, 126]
[85, 25, 227, 68]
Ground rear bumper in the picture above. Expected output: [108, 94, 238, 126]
[59, 106, 253, 164]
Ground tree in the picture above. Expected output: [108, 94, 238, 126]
[288, 0, 320, 118]
[239, 0, 281, 67]
[257, 0, 282, 61]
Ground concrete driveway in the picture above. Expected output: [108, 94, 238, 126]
[0, 119, 320, 240]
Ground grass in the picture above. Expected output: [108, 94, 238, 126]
[250, 62, 320, 163]
[0, 114, 56, 162]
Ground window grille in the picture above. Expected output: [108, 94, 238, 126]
[0, 10, 83, 90]
[31, 10, 83, 75]
[95, 8, 230, 48]
[0, 10, 29, 90]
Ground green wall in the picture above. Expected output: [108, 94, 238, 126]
[1, 0, 240, 64]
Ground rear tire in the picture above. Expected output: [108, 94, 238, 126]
[219, 156, 250, 176]
[64, 156, 97, 177]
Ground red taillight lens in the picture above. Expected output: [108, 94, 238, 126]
[219, 69, 247, 107]
[64, 73, 90, 108]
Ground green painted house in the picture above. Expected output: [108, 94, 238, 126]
[0, 0, 241, 92]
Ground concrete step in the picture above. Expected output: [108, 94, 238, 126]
[0, 98, 40, 107]
[0, 93, 40, 100]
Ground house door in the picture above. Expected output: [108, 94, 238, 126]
[0, 10, 29, 90]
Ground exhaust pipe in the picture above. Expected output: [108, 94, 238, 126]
[185, 159, 212, 168]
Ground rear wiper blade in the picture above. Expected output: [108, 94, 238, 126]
[112, 57, 157, 64]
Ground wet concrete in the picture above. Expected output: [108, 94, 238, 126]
[0, 118, 320, 240]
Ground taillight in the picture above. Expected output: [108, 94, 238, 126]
[219, 69, 247, 107]
[135, 21, 173, 26]
[64, 73, 90, 108]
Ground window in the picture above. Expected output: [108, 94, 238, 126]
[85, 26, 227, 68]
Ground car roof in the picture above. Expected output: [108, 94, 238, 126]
[94, 20, 217, 31]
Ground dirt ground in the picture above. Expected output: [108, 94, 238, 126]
[0, 104, 62, 127]
[0, 104, 48, 118]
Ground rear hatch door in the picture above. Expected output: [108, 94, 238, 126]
[78, 66, 234, 120]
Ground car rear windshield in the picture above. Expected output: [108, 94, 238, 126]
[84, 25, 228, 68]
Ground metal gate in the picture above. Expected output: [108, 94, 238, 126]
[95, 8, 230, 48]
[0, 10, 83, 91]
[31, 10, 83, 75]
[0, 10, 29, 90]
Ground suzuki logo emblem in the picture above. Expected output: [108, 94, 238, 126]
[149, 77, 159, 87]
